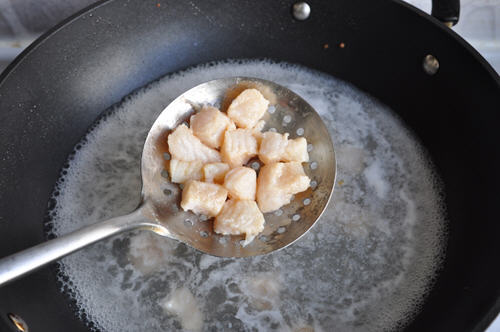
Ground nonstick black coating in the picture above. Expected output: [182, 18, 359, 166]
[0, 0, 499, 331]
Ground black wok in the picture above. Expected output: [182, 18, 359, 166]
[0, 0, 499, 331]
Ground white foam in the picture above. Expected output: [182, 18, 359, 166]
[364, 160, 389, 199]
[48, 59, 446, 331]
[160, 287, 203, 332]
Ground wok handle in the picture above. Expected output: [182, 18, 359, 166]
[432, 0, 460, 26]
[0, 209, 146, 287]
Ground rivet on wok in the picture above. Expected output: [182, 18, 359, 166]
[423, 54, 439, 75]
[7, 313, 28, 332]
[292, 2, 311, 21]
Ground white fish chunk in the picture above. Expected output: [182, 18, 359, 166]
[227, 89, 269, 129]
[221, 129, 257, 168]
[283, 137, 309, 163]
[190, 106, 235, 149]
[223, 166, 256, 200]
[169, 159, 203, 183]
[168, 124, 220, 163]
[278, 162, 310, 193]
[257, 162, 310, 213]
[214, 199, 265, 242]
[181, 180, 228, 217]
[259, 132, 289, 164]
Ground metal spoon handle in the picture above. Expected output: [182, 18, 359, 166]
[0, 209, 145, 287]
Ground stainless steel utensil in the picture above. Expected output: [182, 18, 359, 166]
[0, 77, 335, 286]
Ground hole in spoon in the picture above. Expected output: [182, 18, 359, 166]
[282, 115, 292, 125]
[251, 161, 261, 171]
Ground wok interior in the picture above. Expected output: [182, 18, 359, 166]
[141, 77, 335, 257]
[0, 0, 498, 331]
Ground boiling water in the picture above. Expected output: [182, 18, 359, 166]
[47, 60, 446, 332]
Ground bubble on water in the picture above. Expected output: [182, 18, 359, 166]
[296, 128, 304, 136]
[49, 59, 446, 332]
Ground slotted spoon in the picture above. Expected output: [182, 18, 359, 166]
[0, 77, 335, 287]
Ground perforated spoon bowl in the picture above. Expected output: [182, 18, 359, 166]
[0, 77, 335, 286]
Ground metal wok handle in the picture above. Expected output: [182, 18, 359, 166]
[432, 0, 460, 26]
[0, 209, 146, 287]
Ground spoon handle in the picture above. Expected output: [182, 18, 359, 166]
[0, 209, 146, 287]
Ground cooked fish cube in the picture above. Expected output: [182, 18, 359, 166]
[181, 180, 228, 217]
[227, 89, 269, 129]
[277, 162, 310, 194]
[283, 137, 309, 163]
[168, 124, 220, 163]
[257, 162, 310, 213]
[190, 106, 235, 149]
[221, 129, 257, 168]
[223, 166, 256, 200]
[214, 199, 265, 241]
[169, 159, 203, 183]
[259, 132, 289, 164]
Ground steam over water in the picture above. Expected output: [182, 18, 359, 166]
[48, 60, 446, 331]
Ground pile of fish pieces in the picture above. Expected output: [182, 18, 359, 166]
[167, 88, 311, 243]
